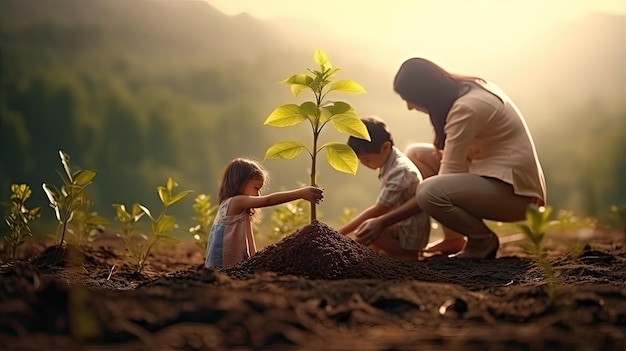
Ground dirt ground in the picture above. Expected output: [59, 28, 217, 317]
[1, 220, 625, 351]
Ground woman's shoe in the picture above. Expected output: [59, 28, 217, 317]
[451, 233, 499, 259]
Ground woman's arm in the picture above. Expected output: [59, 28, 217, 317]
[229, 186, 323, 215]
[338, 204, 389, 235]
[440, 101, 484, 174]
[354, 197, 420, 246]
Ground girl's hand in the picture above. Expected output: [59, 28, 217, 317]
[354, 218, 383, 246]
[301, 186, 324, 204]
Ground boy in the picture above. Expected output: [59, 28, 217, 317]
[338, 116, 430, 261]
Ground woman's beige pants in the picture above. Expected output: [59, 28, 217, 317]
[405, 143, 533, 240]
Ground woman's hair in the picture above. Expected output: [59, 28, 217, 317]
[393, 58, 483, 149]
[218, 158, 268, 213]
[348, 116, 394, 154]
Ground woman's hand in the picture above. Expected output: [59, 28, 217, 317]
[301, 186, 324, 204]
[354, 217, 384, 246]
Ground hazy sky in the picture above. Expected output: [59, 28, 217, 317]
[203, 0, 625, 66]
[204, 0, 625, 21]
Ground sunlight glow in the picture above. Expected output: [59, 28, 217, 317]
[202, 0, 625, 65]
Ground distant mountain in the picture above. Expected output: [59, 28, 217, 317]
[0, 0, 290, 64]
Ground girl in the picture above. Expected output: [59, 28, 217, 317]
[355, 58, 546, 259]
[205, 158, 324, 268]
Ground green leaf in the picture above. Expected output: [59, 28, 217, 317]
[314, 49, 331, 71]
[283, 74, 313, 86]
[155, 215, 176, 234]
[331, 114, 371, 141]
[30, 207, 42, 218]
[323, 142, 359, 175]
[11, 184, 31, 201]
[320, 101, 351, 126]
[112, 204, 132, 222]
[131, 203, 143, 218]
[59, 150, 73, 182]
[166, 177, 176, 192]
[290, 84, 309, 97]
[300, 102, 320, 122]
[328, 79, 366, 94]
[139, 205, 153, 221]
[158, 186, 170, 205]
[264, 141, 307, 160]
[42, 183, 60, 206]
[73, 169, 96, 187]
[169, 190, 193, 206]
[264, 104, 308, 127]
[326, 68, 341, 78]
[282, 74, 313, 97]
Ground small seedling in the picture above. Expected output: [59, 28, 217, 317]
[42, 150, 97, 247]
[2, 184, 42, 259]
[517, 204, 558, 299]
[68, 199, 109, 246]
[112, 202, 144, 268]
[188, 194, 217, 252]
[113, 177, 191, 273]
[264, 49, 370, 221]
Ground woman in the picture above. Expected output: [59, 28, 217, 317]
[355, 58, 546, 259]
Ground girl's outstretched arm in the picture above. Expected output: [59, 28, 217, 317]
[229, 186, 323, 215]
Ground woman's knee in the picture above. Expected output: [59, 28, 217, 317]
[416, 176, 447, 211]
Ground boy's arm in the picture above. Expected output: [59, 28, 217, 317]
[355, 198, 421, 246]
[338, 204, 389, 235]
[230, 186, 323, 214]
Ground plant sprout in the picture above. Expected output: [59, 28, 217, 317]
[264, 49, 370, 221]
[113, 177, 192, 273]
[42, 150, 97, 247]
[2, 184, 42, 259]
[517, 204, 558, 299]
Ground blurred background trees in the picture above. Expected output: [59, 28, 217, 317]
[1, 0, 624, 230]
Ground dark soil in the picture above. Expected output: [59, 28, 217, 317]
[1, 220, 625, 350]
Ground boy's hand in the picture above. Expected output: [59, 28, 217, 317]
[301, 186, 324, 204]
[354, 218, 383, 246]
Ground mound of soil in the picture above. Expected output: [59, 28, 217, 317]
[1, 221, 625, 350]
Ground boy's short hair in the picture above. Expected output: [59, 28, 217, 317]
[348, 116, 395, 154]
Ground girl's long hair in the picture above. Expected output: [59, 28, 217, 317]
[393, 58, 483, 149]
[218, 158, 267, 216]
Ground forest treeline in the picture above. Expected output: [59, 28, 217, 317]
[1, 0, 625, 230]
[0, 0, 314, 227]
